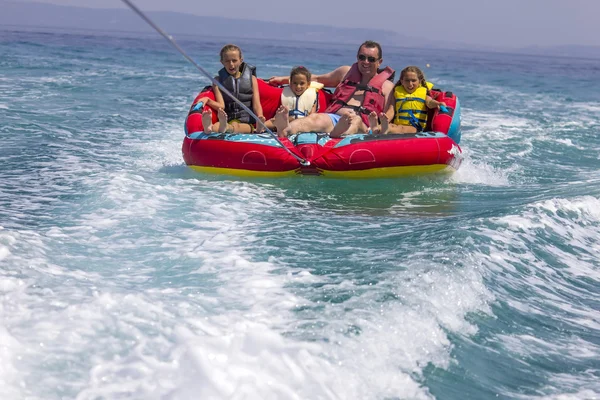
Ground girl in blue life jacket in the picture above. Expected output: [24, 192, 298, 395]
[201, 44, 265, 133]
[369, 66, 446, 134]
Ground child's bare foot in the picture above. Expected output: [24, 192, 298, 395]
[368, 111, 379, 134]
[202, 109, 213, 133]
[217, 108, 228, 133]
[256, 116, 267, 133]
[379, 113, 389, 135]
[274, 105, 290, 137]
[329, 113, 353, 138]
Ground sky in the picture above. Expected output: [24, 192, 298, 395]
[26, 0, 600, 48]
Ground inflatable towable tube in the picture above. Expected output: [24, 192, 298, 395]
[182, 81, 462, 178]
[427, 89, 462, 145]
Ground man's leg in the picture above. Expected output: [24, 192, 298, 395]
[368, 111, 379, 134]
[329, 114, 353, 137]
[275, 106, 335, 137]
[331, 114, 365, 137]
[352, 117, 369, 134]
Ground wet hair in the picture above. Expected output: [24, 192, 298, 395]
[357, 40, 382, 60]
[397, 66, 428, 93]
[220, 44, 243, 61]
[290, 66, 311, 82]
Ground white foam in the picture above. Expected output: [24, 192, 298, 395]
[474, 196, 600, 335]
[0, 246, 10, 261]
[2, 170, 478, 399]
[481, 196, 600, 281]
[55, 196, 359, 398]
[0, 230, 39, 397]
[536, 371, 600, 400]
[6, 49, 600, 398]
[450, 152, 512, 186]
[554, 138, 585, 150]
[467, 110, 532, 131]
[0, 323, 24, 399]
[461, 194, 600, 398]
[540, 390, 600, 400]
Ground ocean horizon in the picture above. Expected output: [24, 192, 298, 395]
[3, 1, 600, 60]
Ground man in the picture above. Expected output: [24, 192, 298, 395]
[268, 41, 395, 137]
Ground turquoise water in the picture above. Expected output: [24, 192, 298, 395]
[1, 28, 599, 399]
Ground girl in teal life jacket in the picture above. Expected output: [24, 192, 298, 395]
[201, 44, 265, 133]
[370, 66, 446, 134]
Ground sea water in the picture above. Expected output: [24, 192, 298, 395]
[1, 29, 599, 400]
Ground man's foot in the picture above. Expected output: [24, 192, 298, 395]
[217, 108, 228, 133]
[329, 114, 353, 138]
[274, 105, 291, 137]
[202, 109, 213, 133]
[379, 113, 389, 135]
[368, 111, 379, 134]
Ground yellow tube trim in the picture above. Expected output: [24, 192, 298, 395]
[188, 164, 456, 179]
[320, 164, 455, 178]
[188, 166, 299, 178]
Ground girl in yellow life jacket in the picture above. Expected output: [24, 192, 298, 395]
[265, 66, 322, 130]
[369, 66, 446, 134]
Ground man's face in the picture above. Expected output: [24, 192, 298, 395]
[356, 45, 381, 78]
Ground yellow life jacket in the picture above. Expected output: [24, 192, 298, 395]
[281, 81, 323, 119]
[393, 81, 434, 129]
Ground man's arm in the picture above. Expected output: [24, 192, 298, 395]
[268, 65, 351, 87]
[382, 80, 395, 121]
[312, 65, 351, 88]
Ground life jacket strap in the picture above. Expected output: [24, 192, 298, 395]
[396, 97, 426, 104]
[289, 109, 307, 118]
[331, 99, 369, 115]
[343, 80, 381, 94]
[406, 110, 424, 131]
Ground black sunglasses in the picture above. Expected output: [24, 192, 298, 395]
[358, 54, 379, 63]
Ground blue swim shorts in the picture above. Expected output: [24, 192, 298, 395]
[327, 113, 341, 126]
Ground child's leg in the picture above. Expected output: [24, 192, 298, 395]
[217, 109, 228, 133]
[229, 121, 254, 133]
[380, 113, 389, 135]
[368, 111, 379, 134]
[380, 115, 417, 134]
[388, 124, 417, 134]
[202, 109, 214, 133]
[274, 106, 290, 138]
[264, 118, 276, 131]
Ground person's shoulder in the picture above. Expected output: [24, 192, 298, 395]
[333, 65, 352, 79]
[251, 75, 260, 88]
[382, 79, 394, 92]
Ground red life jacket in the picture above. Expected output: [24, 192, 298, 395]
[325, 63, 395, 126]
